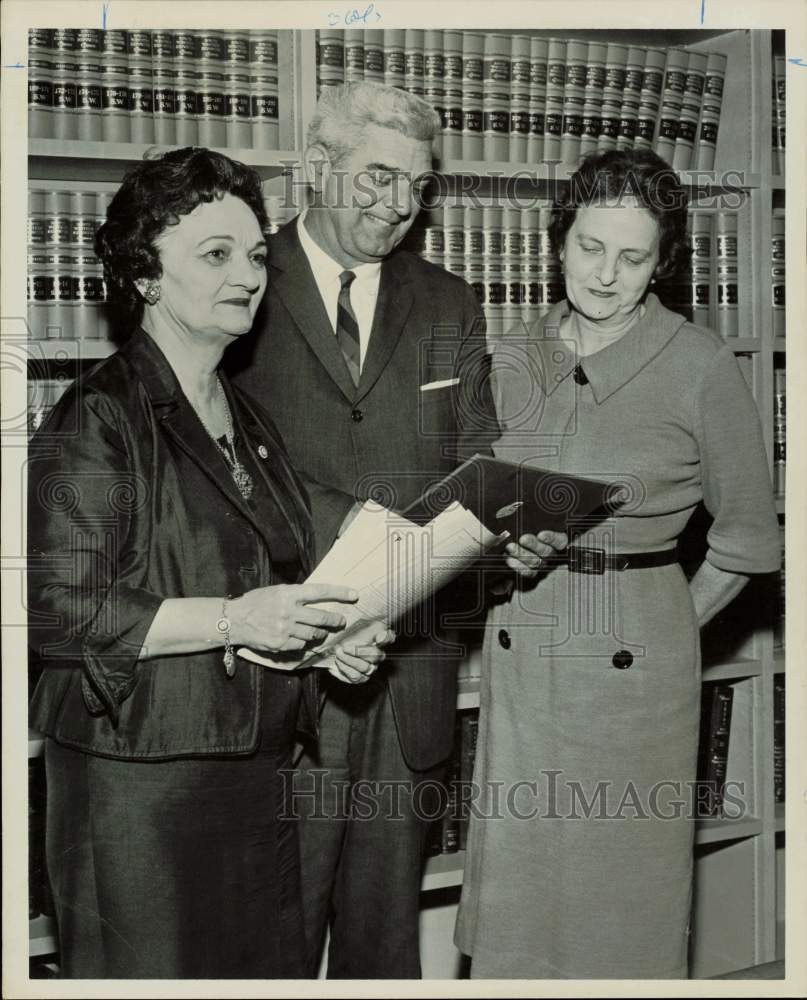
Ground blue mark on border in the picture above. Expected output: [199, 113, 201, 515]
[787, 57, 806, 67]
[102, 3, 109, 29]
[328, 4, 382, 27]
[3, 62, 26, 68]
[700, 0, 705, 24]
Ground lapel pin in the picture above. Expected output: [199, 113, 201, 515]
[258, 444, 269, 459]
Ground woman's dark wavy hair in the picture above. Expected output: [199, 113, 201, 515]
[95, 147, 269, 331]
[548, 149, 690, 280]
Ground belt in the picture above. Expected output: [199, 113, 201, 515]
[545, 545, 679, 574]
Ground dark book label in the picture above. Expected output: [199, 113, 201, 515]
[657, 116, 679, 140]
[618, 116, 637, 140]
[252, 94, 280, 120]
[586, 65, 606, 89]
[53, 28, 78, 51]
[129, 86, 155, 115]
[175, 88, 198, 117]
[547, 62, 565, 87]
[102, 30, 128, 56]
[226, 93, 251, 119]
[530, 63, 548, 86]
[153, 87, 176, 114]
[444, 55, 463, 79]
[28, 80, 53, 107]
[484, 110, 510, 134]
[562, 113, 584, 137]
[126, 30, 152, 57]
[445, 107, 463, 131]
[511, 110, 530, 135]
[464, 56, 483, 81]
[641, 70, 663, 94]
[512, 58, 530, 84]
[425, 53, 444, 78]
[704, 74, 725, 98]
[103, 85, 129, 112]
[484, 59, 511, 82]
[665, 69, 687, 93]
[28, 28, 52, 49]
[53, 81, 77, 111]
[718, 283, 738, 306]
[604, 67, 626, 91]
[406, 51, 425, 76]
[251, 38, 278, 64]
[463, 108, 483, 133]
[582, 113, 601, 138]
[600, 114, 620, 139]
[317, 42, 344, 67]
[566, 64, 587, 88]
[677, 119, 697, 143]
[685, 72, 705, 96]
[225, 36, 250, 64]
[197, 33, 226, 62]
[529, 111, 545, 135]
[624, 68, 643, 91]
[545, 111, 563, 137]
[345, 47, 366, 72]
[699, 119, 719, 144]
[366, 49, 385, 74]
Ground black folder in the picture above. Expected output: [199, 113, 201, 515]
[404, 454, 623, 539]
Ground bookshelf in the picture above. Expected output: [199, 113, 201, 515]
[25, 25, 786, 980]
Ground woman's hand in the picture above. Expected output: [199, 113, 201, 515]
[504, 530, 569, 578]
[228, 583, 358, 653]
[328, 623, 396, 685]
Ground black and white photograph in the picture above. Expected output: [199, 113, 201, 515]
[1, 0, 805, 995]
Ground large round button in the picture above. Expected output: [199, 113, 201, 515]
[351, 408, 363, 422]
[573, 365, 589, 386]
[498, 629, 511, 650]
[612, 650, 633, 669]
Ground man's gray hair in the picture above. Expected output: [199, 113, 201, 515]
[306, 82, 441, 164]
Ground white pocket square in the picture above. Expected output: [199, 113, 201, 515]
[420, 378, 460, 392]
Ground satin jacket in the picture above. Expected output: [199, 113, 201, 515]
[28, 328, 316, 760]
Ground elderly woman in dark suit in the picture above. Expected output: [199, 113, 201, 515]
[27, 147, 391, 979]
[456, 149, 780, 979]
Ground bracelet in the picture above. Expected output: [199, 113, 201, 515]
[216, 598, 236, 678]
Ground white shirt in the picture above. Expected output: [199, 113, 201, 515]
[296, 212, 382, 371]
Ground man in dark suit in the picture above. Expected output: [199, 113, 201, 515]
[228, 81, 499, 978]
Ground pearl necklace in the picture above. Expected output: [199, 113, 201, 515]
[197, 377, 254, 502]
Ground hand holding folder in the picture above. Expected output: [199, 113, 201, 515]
[238, 456, 619, 671]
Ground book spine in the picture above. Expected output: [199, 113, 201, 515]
[52, 28, 78, 141]
[152, 29, 177, 146]
[526, 37, 548, 163]
[363, 28, 385, 83]
[672, 50, 707, 171]
[617, 45, 644, 154]
[223, 31, 251, 150]
[597, 42, 626, 154]
[520, 204, 539, 325]
[458, 710, 479, 851]
[715, 210, 739, 337]
[579, 41, 606, 158]
[694, 51, 727, 170]
[442, 30, 464, 160]
[383, 29, 405, 89]
[317, 29, 346, 95]
[423, 29, 444, 159]
[772, 207, 786, 337]
[345, 29, 365, 84]
[250, 31, 280, 151]
[543, 38, 566, 162]
[690, 210, 714, 330]
[71, 191, 100, 340]
[502, 206, 524, 331]
[75, 28, 103, 142]
[774, 524, 785, 649]
[100, 29, 129, 143]
[173, 29, 198, 146]
[773, 54, 786, 175]
[404, 28, 424, 95]
[482, 205, 504, 339]
[462, 33, 484, 160]
[464, 204, 486, 315]
[635, 47, 664, 151]
[95, 191, 112, 342]
[196, 31, 226, 148]
[698, 683, 734, 817]
[483, 34, 511, 162]
[27, 188, 50, 341]
[773, 362, 786, 497]
[440, 717, 463, 853]
[773, 675, 785, 802]
[654, 47, 688, 163]
[561, 39, 587, 165]
[421, 211, 446, 270]
[509, 34, 531, 164]
[127, 29, 155, 146]
[45, 189, 74, 340]
[443, 201, 466, 289]
[28, 29, 54, 139]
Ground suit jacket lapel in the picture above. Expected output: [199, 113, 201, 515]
[356, 254, 414, 402]
[269, 222, 357, 402]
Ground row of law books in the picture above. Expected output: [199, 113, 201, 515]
[316, 29, 728, 170]
[405, 202, 743, 337]
[771, 208, 785, 337]
[26, 187, 294, 343]
[773, 365, 785, 498]
[772, 54, 786, 176]
[426, 709, 479, 857]
[28, 27, 281, 149]
[697, 682, 735, 818]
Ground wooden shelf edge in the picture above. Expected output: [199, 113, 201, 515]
[422, 851, 465, 891]
[695, 815, 763, 845]
[456, 676, 480, 711]
[702, 658, 762, 682]
[26, 339, 117, 363]
[29, 915, 57, 957]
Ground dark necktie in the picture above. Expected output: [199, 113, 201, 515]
[336, 270, 361, 387]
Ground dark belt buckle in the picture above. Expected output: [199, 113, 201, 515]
[568, 545, 606, 575]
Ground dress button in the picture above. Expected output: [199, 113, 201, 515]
[573, 365, 589, 386]
[498, 629, 511, 650]
[351, 408, 364, 422]
[612, 649, 633, 669]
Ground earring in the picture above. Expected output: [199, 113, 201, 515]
[143, 282, 161, 304]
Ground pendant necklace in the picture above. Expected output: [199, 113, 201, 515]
[198, 377, 254, 502]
